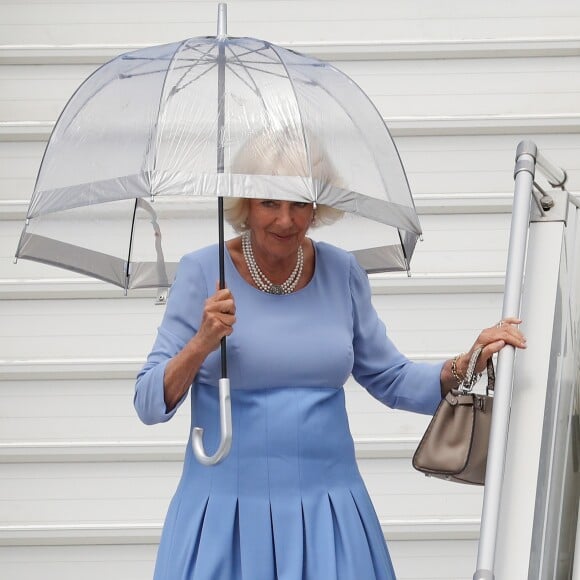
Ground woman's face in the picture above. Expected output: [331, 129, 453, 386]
[246, 199, 314, 261]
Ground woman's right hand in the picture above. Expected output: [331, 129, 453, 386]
[162, 285, 236, 412]
[196, 285, 237, 353]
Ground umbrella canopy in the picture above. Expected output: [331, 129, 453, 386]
[15, 34, 421, 292]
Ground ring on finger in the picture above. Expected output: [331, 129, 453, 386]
[496, 320, 504, 328]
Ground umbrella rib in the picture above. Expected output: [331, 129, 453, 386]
[119, 48, 178, 76]
[224, 44, 262, 95]
[121, 40, 215, 84]
[226, 41, 293, 76]
[125, 199, 139, 289]
[148, 38, 192, 185]
[116, 44, 207, 82]
[224, 43, 278, 63]
[170, 40, 218, 93]
[224, 62, 259, 95]
[312, 63, 414, 221]
[121, 42, 216, 84]
[169, 42, 278, 94]
[53, 49, 179, 137]
[227, 62, 291, 80]
[122, 43, 311, 86]
[161, 44, 225, 174]
[185, 43, 227, 59]
[160, 45, 220, 174]
[121, 41, 215, 63]
[118, 62, 211, 80]
[121, 45, 211, 62]
[397, 229, 410, 271]
[224, 43, 322, 69]
[170, 62, 219, 94]
[268, 44, 317, 202]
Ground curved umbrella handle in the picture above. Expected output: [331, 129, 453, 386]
[191, 378, 232, 465]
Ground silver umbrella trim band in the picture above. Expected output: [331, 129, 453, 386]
[16, 232, 406, 290]
[27, 173, 422, 235]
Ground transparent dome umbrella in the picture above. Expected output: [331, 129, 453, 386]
[15, 4, 422, 465]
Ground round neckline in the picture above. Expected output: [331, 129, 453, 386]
[224, 238, 318, 298]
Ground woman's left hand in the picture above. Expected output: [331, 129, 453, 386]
[462, 316, 527, 375]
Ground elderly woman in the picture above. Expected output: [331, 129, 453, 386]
[134, 139, 526, 580]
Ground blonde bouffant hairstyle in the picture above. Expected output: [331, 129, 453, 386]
[223, 129, 344, 233]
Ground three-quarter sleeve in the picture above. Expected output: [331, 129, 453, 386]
[349, 256, 443, 415]
[134, 254, 208, 425]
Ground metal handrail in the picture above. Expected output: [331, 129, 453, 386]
[473, 141, 568, 579]
[536, 149, 567, 189]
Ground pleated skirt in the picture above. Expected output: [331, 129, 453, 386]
[153, 383, 397, 580]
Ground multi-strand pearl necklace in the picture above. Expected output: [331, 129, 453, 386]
[241, 230, 304, 295]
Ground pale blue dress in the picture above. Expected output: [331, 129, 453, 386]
[134, 241, 444, 580]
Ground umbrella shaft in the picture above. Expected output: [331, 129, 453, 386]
[217, 37, 227, 379]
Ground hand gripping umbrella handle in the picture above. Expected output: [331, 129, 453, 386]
[191, 378, 232, 465]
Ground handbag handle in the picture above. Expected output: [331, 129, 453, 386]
[486, 356, 495, 395]
[460, 347, 495, 395]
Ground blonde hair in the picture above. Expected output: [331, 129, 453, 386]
[223, 129, 344, 233]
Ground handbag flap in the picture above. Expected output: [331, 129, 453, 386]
[412, 391, 476, 475]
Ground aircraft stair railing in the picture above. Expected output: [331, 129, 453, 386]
[474, 141, 580, 580]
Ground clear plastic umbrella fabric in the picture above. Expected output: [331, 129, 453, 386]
[16, 36, 422, 290]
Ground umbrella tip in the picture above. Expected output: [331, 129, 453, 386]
[217, 3, 227, 37]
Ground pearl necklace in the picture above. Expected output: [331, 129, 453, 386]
[241, 231, 304, 295]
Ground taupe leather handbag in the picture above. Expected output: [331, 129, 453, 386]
[412, 347, 494, 486]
